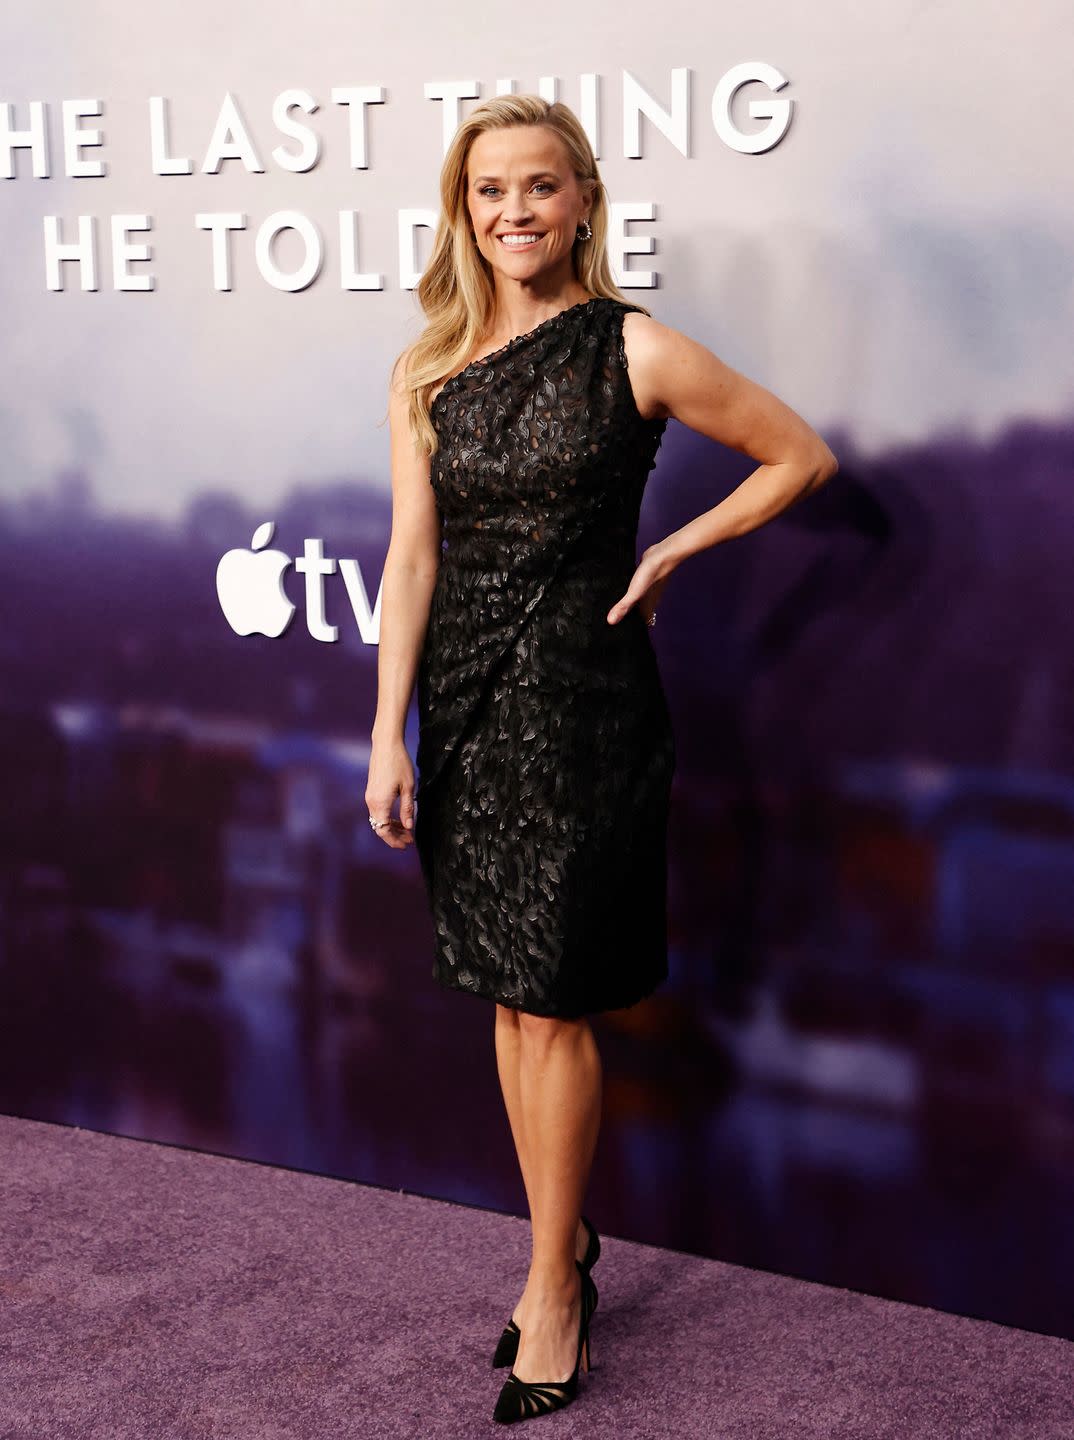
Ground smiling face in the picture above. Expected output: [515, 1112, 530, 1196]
[464, 124, 593, 296]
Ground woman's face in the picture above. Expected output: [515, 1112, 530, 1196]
[464, 125, 592, 291]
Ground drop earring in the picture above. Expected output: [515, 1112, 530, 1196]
[576, 218, 592, 241]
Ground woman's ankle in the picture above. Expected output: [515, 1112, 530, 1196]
[525, 1262, 580, 1299]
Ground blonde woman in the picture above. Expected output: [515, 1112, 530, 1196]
[367, 94, 837, 1423]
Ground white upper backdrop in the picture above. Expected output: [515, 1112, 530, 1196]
[1, 0, 1071, 519]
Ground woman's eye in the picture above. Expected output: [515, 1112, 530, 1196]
[478, 182, 553, 198]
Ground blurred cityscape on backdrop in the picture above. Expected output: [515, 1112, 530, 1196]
[2, 414, 1073, 1339]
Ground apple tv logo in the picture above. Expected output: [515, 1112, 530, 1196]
[216, 521, 380, 643]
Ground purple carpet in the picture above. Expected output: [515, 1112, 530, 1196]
[1, 1114, 1071, 1438]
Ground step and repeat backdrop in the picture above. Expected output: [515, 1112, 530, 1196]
[3, 1, 1073, 1338]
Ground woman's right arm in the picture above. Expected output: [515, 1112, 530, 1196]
[365, 348, 441, 850]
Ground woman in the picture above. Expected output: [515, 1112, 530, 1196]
[367, 94, 838, 1424]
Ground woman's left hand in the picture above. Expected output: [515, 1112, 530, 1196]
[606, 539, 679, 625]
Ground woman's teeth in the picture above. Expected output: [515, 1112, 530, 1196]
[499, 234, 542, 247]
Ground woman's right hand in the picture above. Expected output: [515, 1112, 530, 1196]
[365, 736, 417, 850]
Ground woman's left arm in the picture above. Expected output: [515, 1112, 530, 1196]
[608, 310, 839, 624]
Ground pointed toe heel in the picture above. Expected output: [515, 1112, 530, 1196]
[492, 1261, 597, 1425]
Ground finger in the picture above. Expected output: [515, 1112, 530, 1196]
[399, 787, 416, 831]
[368, 800, 396, 842]
[607, 585, 642, 624]
[606, 590, 631, 624]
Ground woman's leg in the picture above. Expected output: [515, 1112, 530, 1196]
[494, 1004, 597, 1329]
[494, 1004, 538, 1238]
[506, 1010, 603, 1382]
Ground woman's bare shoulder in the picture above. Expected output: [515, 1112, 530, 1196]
[620, 308, 684, 421]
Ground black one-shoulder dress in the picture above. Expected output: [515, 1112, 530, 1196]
[413, 296, 674, 1018]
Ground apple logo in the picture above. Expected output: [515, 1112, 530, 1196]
[216, 521, 295, 637]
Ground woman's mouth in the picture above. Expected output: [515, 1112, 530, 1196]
[498, 233, 544, 248]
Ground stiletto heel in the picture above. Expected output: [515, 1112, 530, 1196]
[492, 1215, 599, 1368]
[492, 1260, 597, 1424]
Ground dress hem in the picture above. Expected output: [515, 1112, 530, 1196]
[431, 959, 669, 1019]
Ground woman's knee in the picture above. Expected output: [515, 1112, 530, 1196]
[517, 1010, 585, 1051]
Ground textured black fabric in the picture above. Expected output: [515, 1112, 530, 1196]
[413, 296, 674, 1017]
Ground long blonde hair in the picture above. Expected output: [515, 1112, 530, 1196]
[390, 93, 652, 456]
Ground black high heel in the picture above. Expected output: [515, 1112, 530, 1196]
[491, 1215, 600, 1368]
[492, 1260, 597, 1425]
